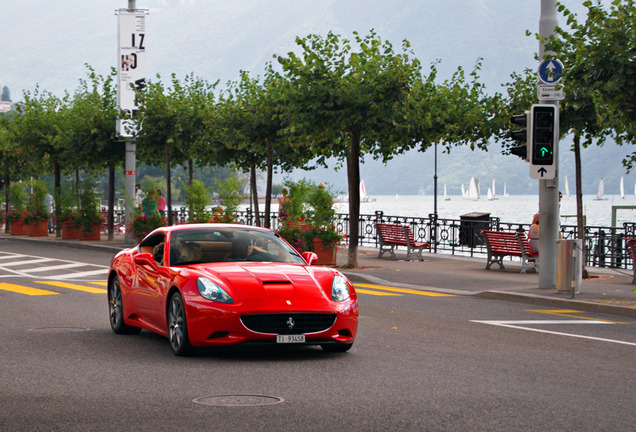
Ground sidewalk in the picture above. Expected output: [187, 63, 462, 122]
[3, 232, 636, 317]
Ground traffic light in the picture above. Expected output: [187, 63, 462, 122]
[509, 110, 530, 162]
[531, 104, 556, 166]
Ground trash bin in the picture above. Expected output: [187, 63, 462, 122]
[459, 212, 490, 248]
[557, 239, 582, 294]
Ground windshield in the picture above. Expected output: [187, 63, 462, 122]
[168, 227, 305, 266]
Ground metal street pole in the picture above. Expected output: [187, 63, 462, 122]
[124, 0, 136, 244]
[433, 141, 438, 253]
[538, 0, 560, 288]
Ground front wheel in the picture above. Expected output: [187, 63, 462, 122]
[168, 292, 192, 356]
[109, 276, 141, 335]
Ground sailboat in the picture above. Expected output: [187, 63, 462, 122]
[487, 188, 494, 201]
[359, 180, 376, 203]
[564, 176, 571, 199]
[461, 184, 469, 199]
[503, 182, 509, 198]
[491, 179, 499, 200]
[468, 177, 480, 201]
[595, 177, 608, 200]
[621, 176, 625, 199]
[444, 184, 450, 201]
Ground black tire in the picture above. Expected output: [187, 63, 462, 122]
[321, 342, 353, 353]
[109, 276, 141, 335]
[168, 292, 192, 356]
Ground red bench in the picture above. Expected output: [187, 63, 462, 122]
[626, 238, 636, 283]
[480, 230, 538, 274]
[374, 223, 431, 261]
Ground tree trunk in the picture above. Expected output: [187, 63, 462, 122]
[251, 165, 261, 227]
[166, 141, 173, 225]
[189, 159, 194, 186]
[108, 164, 115, 241]
[346, 131, 361, 268]
[573, 132, 589, 278]
[54, 162, 61, 237]
[264, 141, 274, 229]
[75, 170, 80, 210]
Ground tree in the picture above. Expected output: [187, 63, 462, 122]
[548, 0, 636, 168]
[276, 31, 422, 267]
[66, 66, 122, 239]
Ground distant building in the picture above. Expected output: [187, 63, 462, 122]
[0, 101, 11, 112]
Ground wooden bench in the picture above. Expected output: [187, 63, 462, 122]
[625, 238, 636, 283]
[480, 230, 539, 274]
[374, 223, 431, 261]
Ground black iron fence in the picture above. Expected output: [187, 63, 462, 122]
[106, 207, 636, 271]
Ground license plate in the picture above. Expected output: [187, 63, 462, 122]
[276, 334, 305, 344]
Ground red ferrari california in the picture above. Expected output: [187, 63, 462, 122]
[108, 224, 358, 355]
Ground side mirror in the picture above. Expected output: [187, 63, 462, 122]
[302, 252, 319, 265]
[134, 253, 158, 270]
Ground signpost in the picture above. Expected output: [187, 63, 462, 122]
[117, 0, 148, 244]
[538, 59, 564, 85]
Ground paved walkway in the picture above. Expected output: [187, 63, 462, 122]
[3, 231, 636, 317]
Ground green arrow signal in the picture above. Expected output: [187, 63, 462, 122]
[540, 146, 549, 157]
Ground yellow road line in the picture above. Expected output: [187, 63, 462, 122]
[355, 283, 455, 297]
[526, 309, 629, 324]
[88, 281, 108, 286]
[355, 288, 402, 296]
[0, 283, 60, 296]
[35, 281, 107, 294]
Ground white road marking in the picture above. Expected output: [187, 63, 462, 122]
[26, 263, 86, 273]
[0, 258, 55, 267]
[472, 320, 636, 347]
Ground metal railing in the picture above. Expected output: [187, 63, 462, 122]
[105, 207, 636, 271]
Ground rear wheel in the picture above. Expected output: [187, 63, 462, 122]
[168, 292, 192, 356]
[321, 343, 353, 353]
[109, 276, 141, 335]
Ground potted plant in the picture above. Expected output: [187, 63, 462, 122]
[6, 183, 28, 235]
[56, 186, 80, 239]
[24, 180, 50, 237]
[128, 212, 168, 243]
[77, 177, 104, 241]
[276, 180, 343, 265]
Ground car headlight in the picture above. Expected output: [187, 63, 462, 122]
[331, 275, 351, 302]
[197, 277, 234, 303]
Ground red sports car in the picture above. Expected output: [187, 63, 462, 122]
[108, 224, 358, 355]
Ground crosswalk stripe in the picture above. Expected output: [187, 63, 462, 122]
[0, 254, 27, 260]
[0, 282, 60, 296]
[35, 281, 107, 294]
[0, 258, 54, 267]
[26, 263, 86, 273]
[355, 288, 402, 296]
[55, 269, 109, 279]
[354, 283, 455, 297]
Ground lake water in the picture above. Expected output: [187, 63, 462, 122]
[248, 194, 636, 228]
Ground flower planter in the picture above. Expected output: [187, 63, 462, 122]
[312, 238, 337, 266]
[10, 221, 29, 235]
[61, 222, 80, 239]
[28, 220, 50, 237]
[79, 224, 101, 241]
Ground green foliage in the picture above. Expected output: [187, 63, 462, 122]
[215, 174, 243, 222]
[127, 213, 167, 241]
[9, 183, 26, 213]
[24, 179, 50, 224]
[185, 180, 211, 223]
[77, 176, 103, 235]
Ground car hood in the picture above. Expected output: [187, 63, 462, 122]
[196, 262, 333, 301]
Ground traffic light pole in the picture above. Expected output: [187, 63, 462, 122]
[538, 0, 559, 289]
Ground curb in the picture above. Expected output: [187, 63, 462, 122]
[474, 291, 636, 318]
[342, 269, 636, 318]
[1, 235, 127, 254]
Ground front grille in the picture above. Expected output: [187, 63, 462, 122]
[241, 313, 337, 335]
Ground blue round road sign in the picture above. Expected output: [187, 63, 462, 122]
[538, 59, 564, 84]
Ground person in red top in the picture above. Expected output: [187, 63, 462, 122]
[156, 189, 166, 217]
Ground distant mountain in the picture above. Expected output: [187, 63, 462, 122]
[3, 0, 626, 195]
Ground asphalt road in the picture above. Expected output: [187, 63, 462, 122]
[1, 240, 636, 431]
